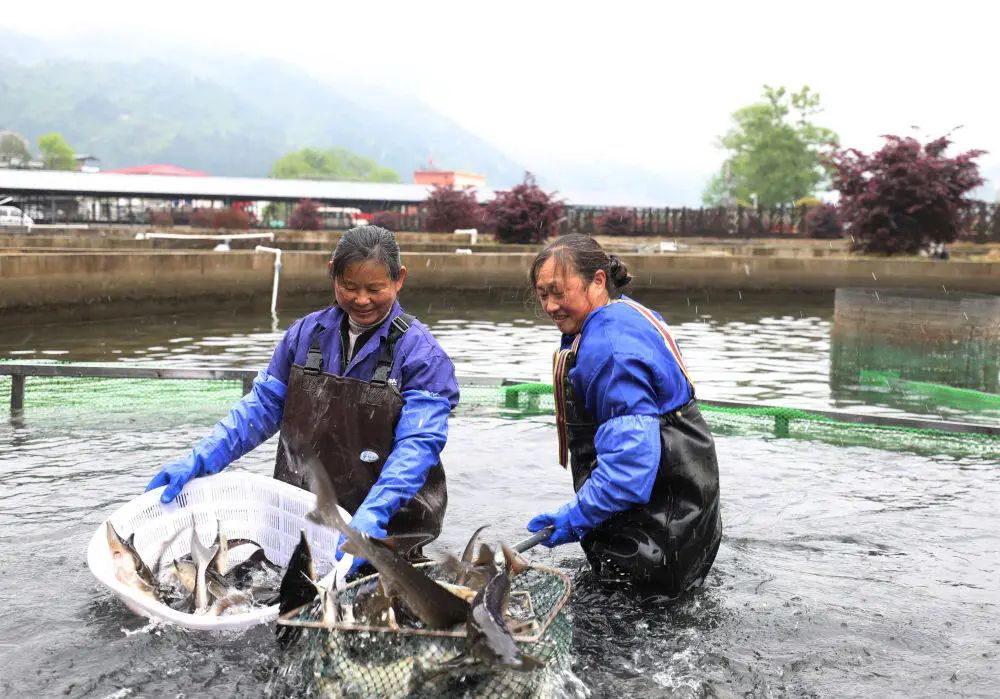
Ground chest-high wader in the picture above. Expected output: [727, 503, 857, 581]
[273, 313, 447, 558]
[554, 300, 722, 599]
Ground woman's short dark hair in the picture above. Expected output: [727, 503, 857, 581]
[529, 234, 632, 298]
[330, 225, 402, 281]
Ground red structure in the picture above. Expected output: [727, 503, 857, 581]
[413, 169, 485, 188]
[104, 164, 209, 177]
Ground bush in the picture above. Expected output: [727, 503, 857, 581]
[150, 210, 174, 226]
[213, 207, 250, 230]
[598, 208, 637, 236]
[422, 185, 482, 232]
[804, 203, 842, 238]
[830, 135, 985, 255]
[189, 208, 215, 229]
[370, 210, 402, 230]
[486, 173, 564, 244]
[290, 199, 321, 230]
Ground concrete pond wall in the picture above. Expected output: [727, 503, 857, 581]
[1, 249, 997, 320]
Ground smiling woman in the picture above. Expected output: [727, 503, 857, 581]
[144, 224, 459, 579]
[526, 233, 723, 600]
[329, 227, 407, 330]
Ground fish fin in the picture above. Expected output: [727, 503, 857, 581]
[151, 521, 193, 576]
[502, 543, 530, 577]
[473, 543, 495, 566]
[190, 528, 219, 568]
[212, 518, 229, 575]
[461, 524, 490, 563]
[301, 456, 347, 531]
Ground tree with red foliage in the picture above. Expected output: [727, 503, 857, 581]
[830, 135, 984, 255]
[190, 208, 215, 229]
[486, 173, 564, 244]
[803, 203, 842, 239]
[290, 198, 321, 231]
[598, 208, 637, 236]
[150, 210, 174, 227]
[370, 210, 402, 230]
[422, 185, 482, 232]
[213, 207, 250, 230]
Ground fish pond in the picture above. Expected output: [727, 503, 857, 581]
[0, 288, 997, 697]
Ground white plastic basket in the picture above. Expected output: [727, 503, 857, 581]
[87, 471, 348, 631]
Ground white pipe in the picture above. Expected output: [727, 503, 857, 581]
[255, 245, 282, 320]
[139, 232, 275, 241]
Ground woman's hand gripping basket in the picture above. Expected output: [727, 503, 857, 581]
[87, 472, 347, 631]
[278, 561, 573, 698]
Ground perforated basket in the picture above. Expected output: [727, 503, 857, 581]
[278, 562, 574, 698]
[86, 471, 348, 631]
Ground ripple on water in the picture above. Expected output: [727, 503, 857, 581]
[0, 290, 997, 696]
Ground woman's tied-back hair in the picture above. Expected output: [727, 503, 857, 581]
[529, 233, 633, 298]
[330, 225, 403, 281]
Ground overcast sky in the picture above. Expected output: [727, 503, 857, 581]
[4, 0, 999, 201]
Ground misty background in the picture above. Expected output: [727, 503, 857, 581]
[2, 0, 998, 205]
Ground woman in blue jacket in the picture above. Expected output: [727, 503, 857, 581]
[526, 234, 721, 599]
[146, 225, 459, 571]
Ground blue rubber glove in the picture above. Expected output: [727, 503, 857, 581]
[336, 507, 389, 575]
[527, 501, 586, 547]
[145, 370, 287, 503]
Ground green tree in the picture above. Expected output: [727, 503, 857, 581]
[0, 132, 31, 162]
[38, 132, 77, 171]
[270, 148, 400, 182]
[703, 85, 838, 208]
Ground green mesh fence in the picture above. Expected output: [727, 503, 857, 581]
[1, 365, 997, 459]
[276, 562, 573, 698]
[860, 370, 1000, 412]
[0, 373, 245, 428]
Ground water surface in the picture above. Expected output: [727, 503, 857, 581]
[1, 289, 997, 697]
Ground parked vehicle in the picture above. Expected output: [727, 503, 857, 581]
[24, 207, 49, 223]
[0, 205, 33, 229]
[317, 206, 368, 229]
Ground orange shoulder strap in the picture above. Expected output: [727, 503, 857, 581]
[612, 299, 694, 390]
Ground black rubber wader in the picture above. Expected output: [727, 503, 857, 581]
[558, 321, 722, 599]
[272, 314, 446, 558]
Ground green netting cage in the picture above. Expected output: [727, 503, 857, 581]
[2, 361, 997, 460]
